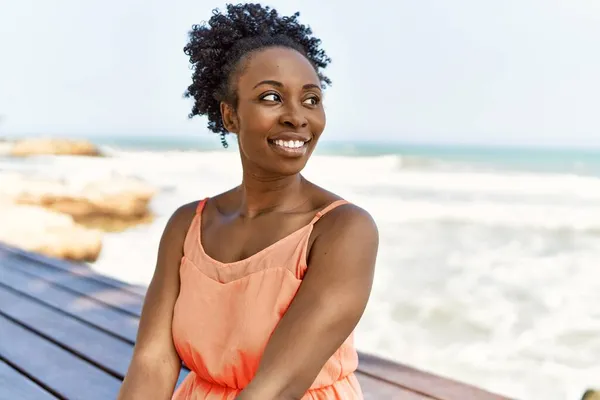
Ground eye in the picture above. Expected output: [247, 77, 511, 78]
[261, 93, 282, 102]
[303, 96, 320, 106]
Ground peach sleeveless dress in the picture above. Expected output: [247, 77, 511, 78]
[171, 198, 363, 399]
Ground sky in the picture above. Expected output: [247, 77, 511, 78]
[0, 0, 599, 147]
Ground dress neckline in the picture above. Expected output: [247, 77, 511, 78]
[195, 198, 348, 267]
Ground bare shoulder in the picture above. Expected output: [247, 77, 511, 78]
[308, 201, 379, 271]
[304, 178, 378, 248]
[160, 200, 201, 247]
[317, 202, 378, 241]
[306, 181, 377, 230]
[142, 200, 200, 290]
[168, 200, 199, 227]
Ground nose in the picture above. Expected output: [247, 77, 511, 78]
[279, 105, 308, 129]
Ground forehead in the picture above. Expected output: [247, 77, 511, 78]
[237, 47, 320, 89]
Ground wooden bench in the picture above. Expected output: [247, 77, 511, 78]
[0, 243, 512, 399]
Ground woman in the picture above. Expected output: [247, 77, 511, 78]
[118, 4, 378, 399]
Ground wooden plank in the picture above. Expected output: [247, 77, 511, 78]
[0, 285, 133, 378]
[357, 353, 511, 400]
[0, 247, 510, 399]
[0, 266, 190, 389]
[0, 360, 57, 400]
[3, 257, 142, 316]
[0, 265, 138, 343]
[0, 314, 121, 400]
[0, 243, 146, 297]
[357, 373, 432, 399]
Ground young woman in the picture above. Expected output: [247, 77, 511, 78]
[118, 4, 379, 399]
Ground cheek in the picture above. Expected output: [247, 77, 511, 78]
[237, 107, 276, 155]
[238, 105, 278, 138]
[310, 109, 327, 136]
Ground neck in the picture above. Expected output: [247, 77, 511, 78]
[237, 170, 306, 218]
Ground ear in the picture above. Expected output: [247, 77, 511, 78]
[220, 102, 239, 134]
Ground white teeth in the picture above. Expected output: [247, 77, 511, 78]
[274, 139, 305, 149]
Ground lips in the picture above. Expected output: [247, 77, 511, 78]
[267, 132, 311, 143]
[267, 134, 311, 157]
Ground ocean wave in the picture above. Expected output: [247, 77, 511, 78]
[21, 149, 600, 223]
[22, 147, 595, 400]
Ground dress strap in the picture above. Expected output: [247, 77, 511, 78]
[309, 199, 350, 224]
[196, 198, 209, 214]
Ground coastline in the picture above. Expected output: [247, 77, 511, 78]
[1, 136, 599, 400]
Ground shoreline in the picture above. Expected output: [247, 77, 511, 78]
[0, 137, 599, 399]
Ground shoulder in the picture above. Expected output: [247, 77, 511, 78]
[160, 200, 202, 244]
[311, 201, 379, 258]
[169, 200, 200, 227]
[307, 181, 377, 235]
[306, 201, 378, 281]
[318, 202, 378, 240]
[151, 200, 202, 290]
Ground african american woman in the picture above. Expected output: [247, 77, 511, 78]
[118, 4, 379, 400]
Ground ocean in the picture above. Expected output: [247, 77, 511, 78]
[3, 135, 600, 400]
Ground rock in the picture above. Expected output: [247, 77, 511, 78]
[9, 138, 102, 157]
[0, 174, 156, 232]
[582, 390, 600, 400]
[0, 204, 102, 262]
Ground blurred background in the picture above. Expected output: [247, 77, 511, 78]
[1, 1, 599, 399]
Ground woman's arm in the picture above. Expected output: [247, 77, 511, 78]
[118, 203, 196, 400]
[237, 204, 379, 400]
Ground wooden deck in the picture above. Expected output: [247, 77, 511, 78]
[0, 243, 512, 399]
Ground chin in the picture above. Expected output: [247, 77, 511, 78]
[263, 141, 315, 173]
[265, 158, 309, 177]
[241, 140, 315, 177]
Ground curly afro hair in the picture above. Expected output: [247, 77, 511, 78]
[183, 3, 332, 147]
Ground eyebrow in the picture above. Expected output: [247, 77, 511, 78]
[253, 80, 321, 91]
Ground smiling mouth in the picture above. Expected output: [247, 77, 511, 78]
[268, 138, 310, 149]
[267, 138, 311, 156]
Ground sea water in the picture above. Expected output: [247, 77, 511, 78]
[2, 135, 599, 400]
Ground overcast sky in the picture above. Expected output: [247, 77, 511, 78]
[1, 0, 599, 146]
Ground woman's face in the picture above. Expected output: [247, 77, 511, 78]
[223, 46, 326, 177]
